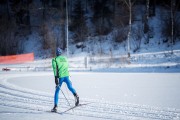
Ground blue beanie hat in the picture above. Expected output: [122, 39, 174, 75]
[56, 48, 62, 56]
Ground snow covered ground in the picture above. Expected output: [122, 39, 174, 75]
[1, 48, 180, 73]
[0, 71, 180, 120]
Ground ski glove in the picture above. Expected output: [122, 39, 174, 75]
[55, 76, 59, 86]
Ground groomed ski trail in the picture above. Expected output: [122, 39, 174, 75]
[0, 73, 180, 120]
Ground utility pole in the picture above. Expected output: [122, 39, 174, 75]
[66, 0, 69, 57]
[171, 0, 175, 54]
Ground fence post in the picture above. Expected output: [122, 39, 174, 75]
[84, 57, 88, 68]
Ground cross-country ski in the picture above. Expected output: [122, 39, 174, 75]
[52, 103, 91, 114]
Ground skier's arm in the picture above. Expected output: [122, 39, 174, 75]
[52, 58, 57, 77]
[52, 58, 59, 85]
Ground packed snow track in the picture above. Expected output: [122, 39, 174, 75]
[0, 72, 180, 120]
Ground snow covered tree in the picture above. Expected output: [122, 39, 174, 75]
[10, 0, 31, 31]
[92, 0, 114, 36]
[144, 0, 149, 34]
[0, 14, 18, 55]
[143, 0, 153, 45]
[119, 0, 136, 57]
[160, 0, 180, 48]
[70, 0, 88, 43]
[149, 0, 156, 16]
[0, 0, 32, 55]
[113, 0, 129, 44]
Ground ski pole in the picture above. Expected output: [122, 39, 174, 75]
[61, 89, 74, 112]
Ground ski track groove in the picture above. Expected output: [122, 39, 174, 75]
[0, 78, 180, 120]
[0, 84, 53, 99]
[0, 93, 71, 110]
[0, 96, 175, 120]
[1, 84, 179, 115]
[0, 85, 178, 114]
[0, 91, 178, 120]
[0, 88, 178, 119]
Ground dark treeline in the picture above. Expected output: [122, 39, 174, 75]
[0, 0, 180, 56]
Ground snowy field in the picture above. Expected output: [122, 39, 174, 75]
[0, 71, 180, 120]
[1, 49, 180, 73]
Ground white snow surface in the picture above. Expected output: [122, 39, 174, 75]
[1, 49, 180, 73]
[0, 71, 180, 120]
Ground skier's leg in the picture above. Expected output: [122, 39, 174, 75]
[54, 86, 60, 106]
[64, 76, 79, 106]
[64, 76, 76, 94]
[52, 78, 64, 112]
[52, 86, 60, 112]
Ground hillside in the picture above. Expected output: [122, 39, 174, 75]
[0, 1, 180, 72]
[0, 0, 180, 58]
[22, 6, 180, 59]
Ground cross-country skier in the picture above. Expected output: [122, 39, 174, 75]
[51, 48, 79, 112]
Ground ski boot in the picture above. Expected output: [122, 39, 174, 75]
[51, 105, 57, 112]
[74, 93, 79, 106]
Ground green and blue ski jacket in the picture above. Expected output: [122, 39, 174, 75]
[52, 56, 69, 78]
